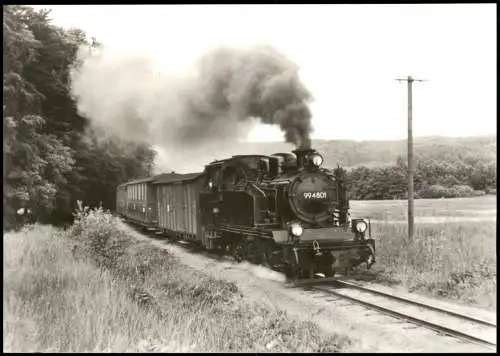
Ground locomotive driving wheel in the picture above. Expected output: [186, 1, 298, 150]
[232, 240, 244, 262]
[261, 246, 271, 268]
[257, 238, 274, 268]
[284, 247, 304, 281]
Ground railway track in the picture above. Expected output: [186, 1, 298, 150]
[133, 222, 497, 350]
[305, 280, 497, 350]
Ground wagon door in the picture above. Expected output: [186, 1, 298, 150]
[157, 185, 163, 229]
[148, 184, 157, 224]
[167, 184, 174, 232]
[173, 183, 183, 233]
[186, 182, 194, 239]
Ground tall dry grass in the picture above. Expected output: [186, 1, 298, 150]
[3, 205, 351, 352]
[370, 220, 496, 310]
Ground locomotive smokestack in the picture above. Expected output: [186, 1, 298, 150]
[293, 148, 315, 169]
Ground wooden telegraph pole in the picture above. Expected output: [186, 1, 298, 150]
[396, 76, 426, 241]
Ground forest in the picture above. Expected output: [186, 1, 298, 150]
[3, 5, 496, 230]
[345, 156, 496, 200]
[3, 5, 155, 229]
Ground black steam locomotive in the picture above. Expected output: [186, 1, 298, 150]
[116, 148, 375, 279]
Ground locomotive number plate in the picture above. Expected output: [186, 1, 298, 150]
[303, 192, 327, 199]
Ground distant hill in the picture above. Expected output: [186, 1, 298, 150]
[237, 135, 496, 169]
[154, 135, 496, 174]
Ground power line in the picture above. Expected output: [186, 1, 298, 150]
[395, 76, 427, 241]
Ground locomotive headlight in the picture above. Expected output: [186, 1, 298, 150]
[356, 221, 367, 233]
[311, 154, 324, 167]
[290, 223, 303, 237]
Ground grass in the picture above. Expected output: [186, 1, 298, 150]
[3, 205, 351, 352]
[350, 196, 497, 311]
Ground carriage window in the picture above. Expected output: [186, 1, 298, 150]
[269, 157, 280, 177]
[222, 165, 237, 185]
[258, 158, 270, 177]
[214, 169, 221, 186]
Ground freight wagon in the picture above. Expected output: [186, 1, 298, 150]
[153, 172, 204, 242]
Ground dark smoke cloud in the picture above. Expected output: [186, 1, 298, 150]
[70, 44, 313, 171]
[181, 45, 313, 148]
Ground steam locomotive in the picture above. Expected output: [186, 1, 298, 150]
[116, 148, 375, 279]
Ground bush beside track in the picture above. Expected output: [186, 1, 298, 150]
[3, 203, 350, 352]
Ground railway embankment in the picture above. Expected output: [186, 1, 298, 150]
[3, 204, 349, 352]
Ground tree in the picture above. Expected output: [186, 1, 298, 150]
[4, 6, 75, 227]
[3, 5, 157, 229]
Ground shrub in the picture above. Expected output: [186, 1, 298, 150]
[69, 200, 133, 269]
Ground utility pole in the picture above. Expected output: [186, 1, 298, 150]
[396, 75, 426, 241]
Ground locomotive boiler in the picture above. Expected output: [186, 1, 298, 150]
[116, 147, 376, 280]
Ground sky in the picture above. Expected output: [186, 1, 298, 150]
[33, 4, 497, 142]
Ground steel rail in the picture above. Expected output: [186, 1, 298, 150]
[335, 280, 496, 328]
[312, 284, 496, 350]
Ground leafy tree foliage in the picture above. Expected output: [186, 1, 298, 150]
[347, 158, 496, 200]
[3, 5, 155, 230]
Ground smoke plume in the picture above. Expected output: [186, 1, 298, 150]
[70, 45, 313, 171]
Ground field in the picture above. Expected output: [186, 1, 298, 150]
[350, 196, 497, 311]
[3, 207, 349, 352]
[350, 195, 497, 221]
